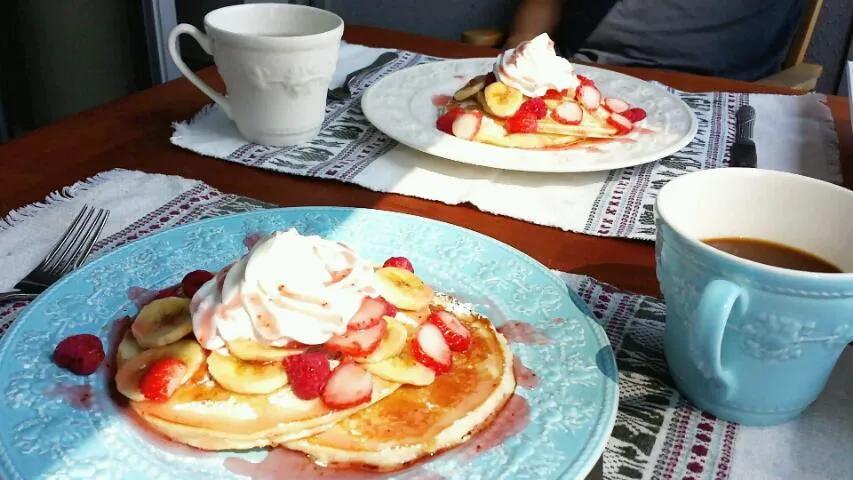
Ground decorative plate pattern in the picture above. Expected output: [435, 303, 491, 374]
[362, 58, 698, 173]
[0, 207, 617, 479]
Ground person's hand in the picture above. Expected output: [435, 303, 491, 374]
[504, 0, 564, 49]
[504, 33, 537, 49]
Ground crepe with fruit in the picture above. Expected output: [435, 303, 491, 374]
[78, 229, 515, 472]
[436, 33, 647, 150]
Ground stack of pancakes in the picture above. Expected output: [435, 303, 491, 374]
[114, 274, 515, 472]
[439, 72, 644, 150]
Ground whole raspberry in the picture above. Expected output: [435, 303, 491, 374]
[53, 334, 105, 376]
[506, 112, 539, 134]
[517, 98, 548, 119]
[283, 351, 332, 400]
[623, 107, 647, 122]
[180, 270, 214, 298]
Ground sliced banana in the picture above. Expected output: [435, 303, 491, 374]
[226, 338, 305, 362]
[357, 316, 408, 364]
[117, 331, 145, 369]
[363, 349, 436, 386]
[374, 267, 434, 311]
[115, 339, 205, 402]
[453, 74, 487, 101]
[476, 90, 499, 118]
[395, 307, 431, 330]
[131, 297, 193, 348]
[207, 352, 289, 395]
[482, 81, 524, 118]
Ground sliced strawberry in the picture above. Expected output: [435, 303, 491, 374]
[181, 270, 214, 298]
[552, 102, 584, 125]
[451, 111, 483, 140]
[325, 317, 387, 357]
[576, 85, 601, 111]
[283, 351, 332, 400]
[378, 296, 397, 317]
[517, 98, 548, 119]
[428, 310, 471, 352]
[577, 74, 595, 87]
[347, 297, 386, 330]
[321, 362, 373, 409]
[622, 107, 647, 122]
[607, 112, 634, 135]
[603, 97, 629, 114]
[53, 334, 105, 376]
[436, 107, 464, 135]
[505, 112, 538, 134]
[139, 358, 187, 402]
[382, 256, 414, 273]
[542, 89, 567, 101]
[411, 323, 452, 374]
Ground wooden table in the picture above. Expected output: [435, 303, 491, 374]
[0, 26, 850, 298]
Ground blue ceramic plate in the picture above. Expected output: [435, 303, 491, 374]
[0, 207, 617, 479]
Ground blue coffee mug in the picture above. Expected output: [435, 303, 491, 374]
[655, 168, 853, 426]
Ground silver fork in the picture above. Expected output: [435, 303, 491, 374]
[0, 205, 110, 302]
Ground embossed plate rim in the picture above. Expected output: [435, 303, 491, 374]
[362, 57, 698, 173]
[0, 206, 617, 480]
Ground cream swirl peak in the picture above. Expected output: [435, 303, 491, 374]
[493, 33, 580, 98]
[190, 228, 378, 349]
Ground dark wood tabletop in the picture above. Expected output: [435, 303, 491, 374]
[0, 25, 849, 297]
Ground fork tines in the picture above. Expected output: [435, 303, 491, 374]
[37, 204, 110, 276]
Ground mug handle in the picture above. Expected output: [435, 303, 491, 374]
[168, 24, 232, 118]
[691, 279, 743, 398]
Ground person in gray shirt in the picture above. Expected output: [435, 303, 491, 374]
[505, 0, 806, 81]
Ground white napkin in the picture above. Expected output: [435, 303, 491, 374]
[171, 43, 842, 240]
[0, 170, 200, 291]
[749, 93, 840, 181]
[729, 346, 853, 480]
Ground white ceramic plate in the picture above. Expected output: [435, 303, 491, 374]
[362, 58, 698, 173]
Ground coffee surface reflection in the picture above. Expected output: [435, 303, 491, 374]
[703, 237, 842, 273]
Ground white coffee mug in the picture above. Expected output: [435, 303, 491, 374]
[168, 4, 344, 146]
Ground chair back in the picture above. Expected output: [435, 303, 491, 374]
[784, 0, 824, 68]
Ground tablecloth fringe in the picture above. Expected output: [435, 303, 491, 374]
[0, 168, 131, 231]
[815, 93, 844, 183]
[171, 103, 218, 140]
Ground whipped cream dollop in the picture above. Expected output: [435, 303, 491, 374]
[493, 33, 580, 98]
[190, 228, 378, 350]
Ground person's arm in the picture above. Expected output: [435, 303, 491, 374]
[504, 0, 564, 48]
